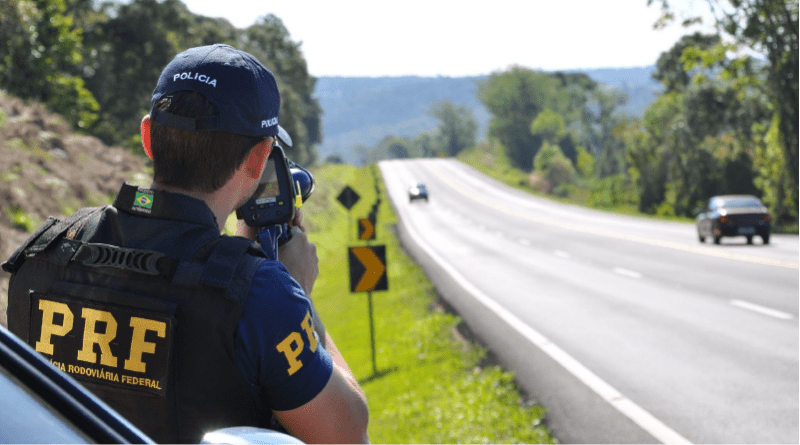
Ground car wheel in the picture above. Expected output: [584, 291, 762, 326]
[713, 235, 721, 245]
[746, 235, 753, 244]
[762, 233, 770, 244]
[698, 233, 705, 243]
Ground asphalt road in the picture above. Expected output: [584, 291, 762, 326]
[379, 158, 799, 444]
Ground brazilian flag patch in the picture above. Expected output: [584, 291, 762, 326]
[134, 192, 154, 209]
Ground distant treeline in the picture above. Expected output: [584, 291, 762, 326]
[0, 0, 321, 165]
[346, 1, 798, 224]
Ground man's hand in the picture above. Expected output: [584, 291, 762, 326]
[278, 224, 319, 296]
[236, 220, 319, 296]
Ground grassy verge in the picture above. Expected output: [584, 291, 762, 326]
[290, 163, 553, 443]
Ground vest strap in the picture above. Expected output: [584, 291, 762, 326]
[1, 207, 103, 273]
[201, 237, 257, 290]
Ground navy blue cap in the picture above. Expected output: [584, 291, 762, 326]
[150, 44, 285, 138]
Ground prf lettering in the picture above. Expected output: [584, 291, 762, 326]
[35, 299, 165, 373]
[276, 310, 319, 376]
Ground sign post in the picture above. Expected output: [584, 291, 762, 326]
[348, 245, 387, 375]
[336, 186, 360, 240]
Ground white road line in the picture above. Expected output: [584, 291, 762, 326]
[614, 267, 643, 279]
[730, 300, 793, 320]
[389, 178, 691, 445]
[518, 238, 531, 246]
[554, 250, 571, 259]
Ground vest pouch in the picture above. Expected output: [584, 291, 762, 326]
[29, 281, 178, 397]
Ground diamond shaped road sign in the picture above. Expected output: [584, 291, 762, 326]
[336, 186, 360, 210]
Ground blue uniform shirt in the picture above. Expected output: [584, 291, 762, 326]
[234, 259, 333, 411]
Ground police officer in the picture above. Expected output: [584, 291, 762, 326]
[3, 44, 369, 443]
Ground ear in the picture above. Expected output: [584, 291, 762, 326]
[244, 138, 273, 180]
[140, 115, 153, 160]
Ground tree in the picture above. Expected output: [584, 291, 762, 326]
[710, 0, 798, 211]
[477, 67, 565, 171]
[413, 133, 437, 158]
[378, 136, 412, 160]
[653, 32, 722, 92]
[530, 109, 566, 143]
[81, 0, 189, 147]
[650, 0, 799, 219]
[531, 108, 579, 166]
[429, 100, 477, 157]
[584, 88, 628, 178]
[0, 0, 99, 129]
[531, 142, 576, 197]
[575, 146, 596, 179]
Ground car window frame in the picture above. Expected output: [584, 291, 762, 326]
[0, 326, 154, 444]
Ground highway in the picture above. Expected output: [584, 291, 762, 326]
[379, 158, 799, 444]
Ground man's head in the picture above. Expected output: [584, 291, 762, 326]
[142, 44, 285, 193]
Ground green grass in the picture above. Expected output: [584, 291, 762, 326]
[3, 206, 40, 232]
[295, 163, 552, 443]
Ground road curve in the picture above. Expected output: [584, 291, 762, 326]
[379, 158, 799, 444]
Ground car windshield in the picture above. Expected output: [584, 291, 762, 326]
[721, 198, 763, 209]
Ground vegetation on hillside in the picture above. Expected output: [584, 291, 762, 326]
[0, 0, 321, 165]
[0, 89, 151, 328]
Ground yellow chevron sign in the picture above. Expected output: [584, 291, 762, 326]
[358, 218, 375, 240]
[348, 246, 388, 293]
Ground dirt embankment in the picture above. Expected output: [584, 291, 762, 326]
[0, 90, 150, 328]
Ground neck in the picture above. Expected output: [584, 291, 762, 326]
[150, 182, 236, 231]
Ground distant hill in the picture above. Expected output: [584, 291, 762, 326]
[314, 67, 663, 164]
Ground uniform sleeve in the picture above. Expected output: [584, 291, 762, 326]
[234, 260, 333, 412]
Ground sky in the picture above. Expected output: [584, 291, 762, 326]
[179, 0, 718, 77]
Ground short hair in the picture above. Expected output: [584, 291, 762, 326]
[150, 91, 266, 193]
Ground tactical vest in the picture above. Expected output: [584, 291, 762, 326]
[2, 184, 271, 443]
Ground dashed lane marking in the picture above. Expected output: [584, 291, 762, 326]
[614, 267, 643, 279]
[730, 299, 793, 320]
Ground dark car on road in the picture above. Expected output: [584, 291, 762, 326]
[408, 183, 429, 203]
[696, 195, 771, 245]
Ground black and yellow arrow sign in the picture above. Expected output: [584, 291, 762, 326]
[358, 217, 376, 241]
[348, 245, 388, 293]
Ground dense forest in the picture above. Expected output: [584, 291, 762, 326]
[0, 0, 797, 224]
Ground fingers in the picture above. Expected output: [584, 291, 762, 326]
[278, 226, 319, 296]
[293, 209, 306, 232]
